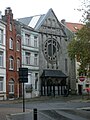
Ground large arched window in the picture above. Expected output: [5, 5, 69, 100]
[43, 38, 60, 63]
[9, 56, 14, 70]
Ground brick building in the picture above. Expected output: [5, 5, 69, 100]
[2, 7, 22, 98]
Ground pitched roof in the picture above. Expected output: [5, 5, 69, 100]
[18, 14, 45, 30]
[18, 8, 67, 37]
[66, 22, 83, 33]
[41, 69, 67, 78]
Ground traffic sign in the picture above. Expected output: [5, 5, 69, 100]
[79, 76, 85, 82]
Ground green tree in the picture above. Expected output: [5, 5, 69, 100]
[68, 0, 90, 76]
[68, 22, 90, 75]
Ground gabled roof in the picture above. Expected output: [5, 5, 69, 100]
[66, 22, 83, 33]
[18, 8, 67, 37]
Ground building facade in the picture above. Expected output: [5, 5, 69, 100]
[21, 25, 39, 98]
[18, 8, 76, 96]
[0, 19, 6, 100]
[0, 8, 77, 100]
[2, 7, 22, 99]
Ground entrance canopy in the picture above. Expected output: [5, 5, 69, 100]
[41, 69, 67, 78]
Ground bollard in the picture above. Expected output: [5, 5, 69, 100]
[33, 108, 37, 120]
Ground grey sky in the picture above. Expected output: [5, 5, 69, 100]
[0, 0, 83, 23]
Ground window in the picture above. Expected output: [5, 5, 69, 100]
[35, 73, 38, 90]
[17, 58, 20, 71]
[0, 77, 3, 91]
[86, 84, 89, 87]
[44, 39, 60, 63]
[0, 29, 3, 44]
[25, 52, 30, 65]
[48, 18, 51, 26]
[9, 56, 14, 70]
[0, 51, 3, 67]
[9, 38, 13, 49]
[16, 40, 20, 51]
[52, 19, 56, 27]
[25, 34, 30, 46]
[10, 23, 12, 31]
[34, 36, 38, 47]
[9, 79, 14, 94]
[65, 59, 68, 72]
[34, 54, 38, 66]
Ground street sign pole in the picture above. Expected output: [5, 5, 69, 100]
[19, 68, 28, 112]
[23, 82, 25, 112]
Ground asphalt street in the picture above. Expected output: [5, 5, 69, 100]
[0, 95, 90, 120]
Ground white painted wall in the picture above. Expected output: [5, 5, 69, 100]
[0, 21, 6, 100]
[21, 27, 39, 98]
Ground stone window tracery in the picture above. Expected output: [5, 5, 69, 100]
[43, 38, 60, 63]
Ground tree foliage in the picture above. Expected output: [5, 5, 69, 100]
[68, 23, 90, 71]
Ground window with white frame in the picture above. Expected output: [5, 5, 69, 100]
[10, 23, 12, 31]
[17, 58, 20, 71]
[16, 40, 20, 51]
[0, 29, 3, 44]
[25, 34, 30, 46]
[34, 54, 38, 66]
[0, 51, 3, 67]
[9, 38, 13, 49]
[0, 77, 3, 91]
[34, 36, 38, 47]
[25, 52, 30, 65]
[9, 79, 14, 94]
[9, 56, 14, 70]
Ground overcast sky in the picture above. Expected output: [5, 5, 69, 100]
[0, 0, 83, 23]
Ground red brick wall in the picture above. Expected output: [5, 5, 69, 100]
[5, 8, 22, 98]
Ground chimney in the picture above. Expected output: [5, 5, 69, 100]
[5, 7, 13, 19]
[61, 19, 66, 25]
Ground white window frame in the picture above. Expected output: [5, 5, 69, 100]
[0, 51, 3, 67]
[25, 34, 30, 46]
[9, 38, 13, 49]
[10, 23, 12, 31]
[0, 77, 3, 91]
[0, 29, 3, 44]
[34, 36, 38, 47]
[16, 40, 20, 51]
[9, 56, 14, 70]
[9, 79, 14, 94]
[34, 54, 38, 66]
[17, 58, 20, 71]
[25, 52, 30, 65]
